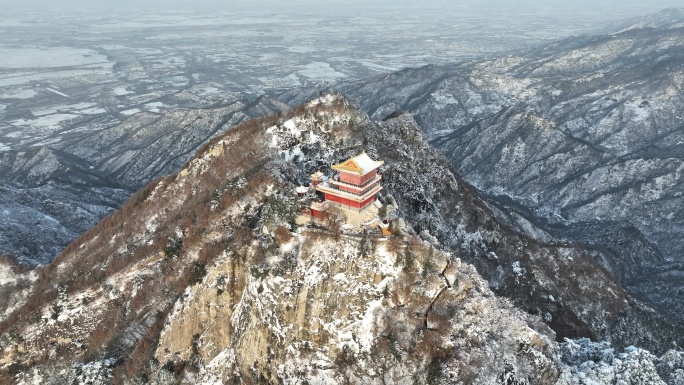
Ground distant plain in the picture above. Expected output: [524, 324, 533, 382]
[0, 5, 673, 151]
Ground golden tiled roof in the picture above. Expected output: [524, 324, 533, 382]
[331, 152, 384, 175]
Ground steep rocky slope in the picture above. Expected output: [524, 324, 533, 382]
[0, 96, 288, 265]
[0, 147, 130, 265]
[278, 24, 684, 325]
[364, 112, 683, 354]
[1, 96, 681, 384]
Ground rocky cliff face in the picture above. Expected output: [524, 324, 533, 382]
[1, 96, 681, 384]
[153, 230, 560, 385]
[277, 24, 684, 327]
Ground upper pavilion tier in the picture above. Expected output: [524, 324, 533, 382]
[331, 152, 384, 176]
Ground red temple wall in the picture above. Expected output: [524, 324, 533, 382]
[339, 185, 356, 193]
[361, 171, 376, 184]
[310, 208, 325, 219]
[339, 170, 376, 185]
[325, 193, 376, 209]
[339, 183, 376, 194]
[359, 195, 376, 208]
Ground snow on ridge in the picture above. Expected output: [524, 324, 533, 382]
[0, 88, 37, 99]
[556, 338, 674, 385]
[267, 94, 356, 153]
[46, 87, 70, 98]
[0, 263, 35, 286]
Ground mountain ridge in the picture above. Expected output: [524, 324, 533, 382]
[1, 95, 681, 384]
[275, 23, 684, 326]
[0, 96, 289, 265]
[611, 8, 684, 33]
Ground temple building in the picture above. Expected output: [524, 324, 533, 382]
[310, 152, 384, 227]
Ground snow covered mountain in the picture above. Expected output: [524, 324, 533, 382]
[1, 96, 681, 384]
[612, 8, 684, 33]
[0, 12, 682, 383]
[0, 96, 288, 265]
[4, 4, 655, 268]
[277, 22, 684, 327]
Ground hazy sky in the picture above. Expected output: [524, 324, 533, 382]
[2, 0, 682, 34]
[4, 0, 683, 14]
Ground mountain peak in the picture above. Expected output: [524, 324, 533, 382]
[1, 95, 682, 383]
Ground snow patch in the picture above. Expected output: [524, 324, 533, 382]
[120, 108, 141, 116]
[10, 113, 77, 129]
[0, 88, 37, 99]
[46, 87, 69, 98]
[113, 86, 133, 96]
[298, 62, 347, 81]
[512, 261, 526, 284]
[0, 47, 110, 69]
